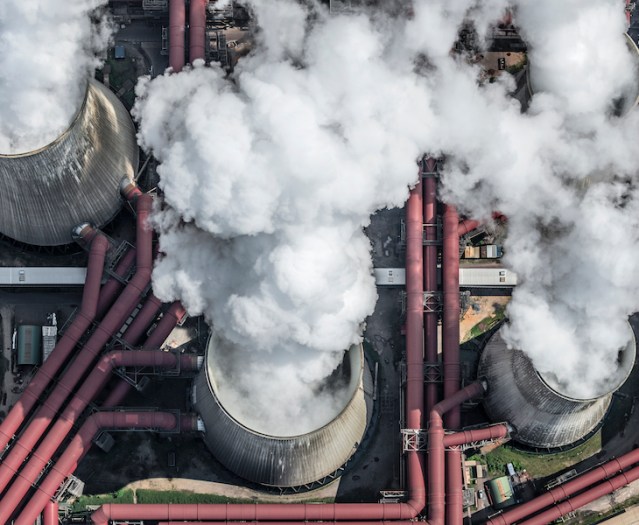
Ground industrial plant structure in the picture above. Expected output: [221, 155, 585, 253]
[479, 328, 637, 449]
[0, 79, 138, 246]
[2, 4, 639, 525]
[193, 339, 373, 487]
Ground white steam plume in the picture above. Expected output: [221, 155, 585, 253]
[0, 0, 112, 154]
[136, 0, 639, 432]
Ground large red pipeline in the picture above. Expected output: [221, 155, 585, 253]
[422, 159, 438, 414]
[488, 447, 639, 525]
[14, 411, 189, 525]
[518, 465, 639, 525]
[442, 424, 509, 448]
[121, 293, 163, 345]
[404, 180, 427, 516]
[11, 351, 200, 525]
[442, 204, 464, 525]
[102, 301, 186, 408]
[42, 501, 58, 525]
[0, 193, 153, 501]
[170, 0, 186, 72]
[142, 301, 187, 349]
[88, 383, 490, 525]
[0, 233, 109, 452]
[95, 248, 137, 319]
[189, 0, 207, 63]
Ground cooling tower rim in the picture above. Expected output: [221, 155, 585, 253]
[525, 32, 639, 117]
[535, 319, 636, 402]
[487, 319, 637, 402]
[204, 334, 366, 440]
[0, 79, 91, 158]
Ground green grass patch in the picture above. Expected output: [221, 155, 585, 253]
[506, 55, 528, 75]
[483, 431, 602, 479]
[70, 488, 134, 511]
[564, 497, 639, 524]
[464, 308, 506, 342]
[136, 489, 247, 504]
[136, 489, 335, 505]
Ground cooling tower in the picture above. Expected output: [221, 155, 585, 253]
[0, 78, 139, 246]
[193, 336, 374, 487]
[526, 33, 639, 116]
[478, 326, 636, 449]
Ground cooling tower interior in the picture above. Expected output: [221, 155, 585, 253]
[0, 78, 139, 246]
[478, 325, 636, 449]
[193, 335, 374, 487]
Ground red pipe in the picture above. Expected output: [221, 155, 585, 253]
[442, 424, 509, 448]
[442, 204, 464, 525]
[13, 411, 186, 525]
[96, 248, 137, 319]
[101, 377, 135, 408]
[404, 181, 426, 516]
[442, 204, 461, 425]
[88, 384, 488, 525]
[101, 301, 186, 408]
[189, 0, 207, 63]
[121, 293, 163, 345]
[170, 0, 186, 72]
[518, 465, 639, 525]
[0, 193, 153, 508]
[43, 501, 58, 525]
[11, 351, 199, 525]
[457, 219, 481, 237]
[143, 301, 187, 349]
[488, 447, 639, 525]
[422, 160, 438, 414]
[0, 234, 109, 452]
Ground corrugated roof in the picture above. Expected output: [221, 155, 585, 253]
[0, 79, 138, 246]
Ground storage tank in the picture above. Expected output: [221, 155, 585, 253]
[478, 325, 636, 449]
[193, 335, 374, 487]
[0, 78, 139, 246]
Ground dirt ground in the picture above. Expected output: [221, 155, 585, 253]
[576, 478, 639, 515]
[460, 296, 510, 342]
[122, 477, 340, 503]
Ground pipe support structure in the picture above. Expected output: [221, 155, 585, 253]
[88, 383, 489, 525]
[0, 193, 153, 519]
[487, 447, 639, 524]
[5, 351, 199, 524]
[422, 160, 438, 414]
[517, 465, 639, 525]
[0, 234, 109, 451]
[13, 411, 188, 525]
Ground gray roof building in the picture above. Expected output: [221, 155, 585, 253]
[0, 78, 138, 246]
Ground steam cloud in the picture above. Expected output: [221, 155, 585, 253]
[0, 0, 112, 154]
[135, 0, 639, 431]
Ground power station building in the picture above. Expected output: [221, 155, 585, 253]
[193, 336, 374, 487]
[0, 78, 138, 246]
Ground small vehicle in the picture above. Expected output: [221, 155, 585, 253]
[477, 490, 485, 500]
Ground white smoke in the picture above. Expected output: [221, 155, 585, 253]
[136, 0, 639, 430]
[0, 0, 112, 154]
